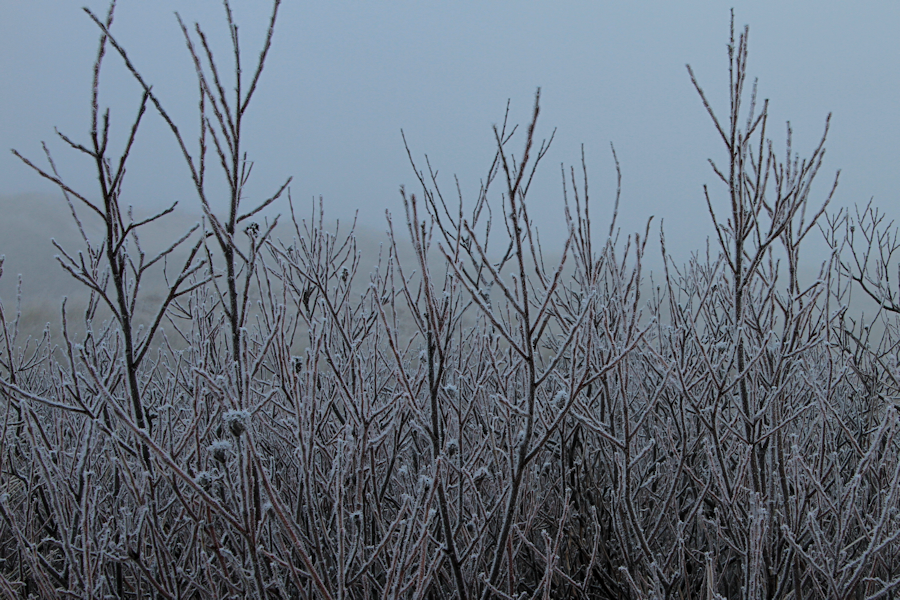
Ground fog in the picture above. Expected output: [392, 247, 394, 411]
[2, 1, 898, 334]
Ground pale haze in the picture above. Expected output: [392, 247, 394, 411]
[2, 1, 898, 260]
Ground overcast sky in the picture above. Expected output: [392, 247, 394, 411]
[2, 1, 898, 257]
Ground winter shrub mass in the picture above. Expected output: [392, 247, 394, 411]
[3, 3, 900, 599]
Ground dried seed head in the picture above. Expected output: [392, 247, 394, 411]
[553, 390, 567, 406]
[195, 471, 213, 491]
[224, 410, 250, 437]
[473, 466, 489, 484]
[210, 440, 232, 464]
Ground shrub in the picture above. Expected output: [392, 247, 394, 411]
[2, 4, 899, 599]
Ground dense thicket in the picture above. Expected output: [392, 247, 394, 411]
[2, 3, 900, 599]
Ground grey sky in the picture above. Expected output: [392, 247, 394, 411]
[2, 1, 898, 256]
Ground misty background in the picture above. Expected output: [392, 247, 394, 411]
[1, 0, 898, 332]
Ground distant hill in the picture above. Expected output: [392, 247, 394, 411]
[0, 192, 98, 337]
[0, 192, 210, 340]
[3, 192, 884, 349]
[0, 192, 402, 341]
